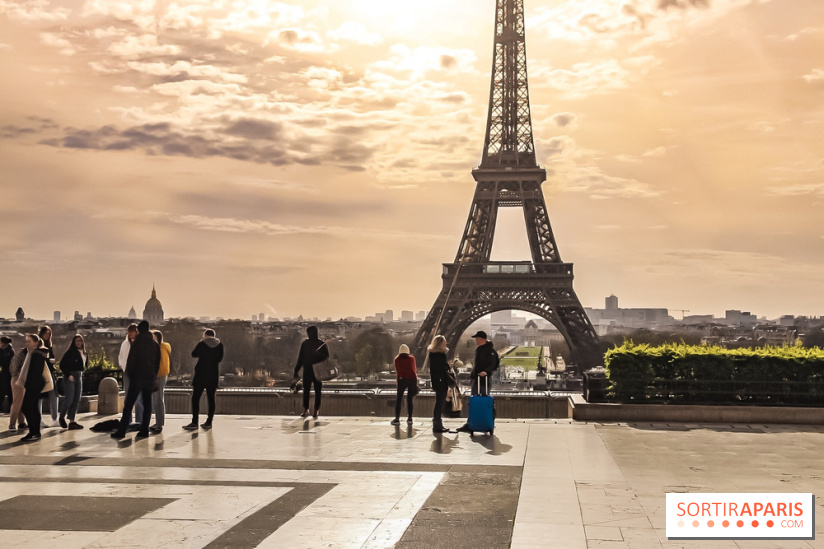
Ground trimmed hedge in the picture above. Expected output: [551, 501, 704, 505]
[604, 342, 824, 405]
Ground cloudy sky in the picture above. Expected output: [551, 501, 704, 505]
[1, 0, 822, 322]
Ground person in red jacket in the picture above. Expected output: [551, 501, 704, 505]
[392, 344, 418, 425]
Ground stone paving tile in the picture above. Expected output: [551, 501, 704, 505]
[0, 414, 822, 547]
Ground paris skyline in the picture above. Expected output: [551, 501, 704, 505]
[2, 0, 823, 322]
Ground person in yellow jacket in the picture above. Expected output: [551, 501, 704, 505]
[150, 330, 171, 433]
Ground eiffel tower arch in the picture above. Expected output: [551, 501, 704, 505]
[412, 0, 601, 372]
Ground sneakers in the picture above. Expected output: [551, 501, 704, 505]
[407, 418, 414, 425]
[182, 422, 198, 431]
[200, 421, 212, 429]
[59, 417, 68, 429]
[390, 418, 400, 426]
[135, 431, 150, 439]
[21, 433, 41, 442]
[149, 425, 163, 433]
[68, 422, 84, 430]
[300, 409, 310, 418]
[312, 410, 319, 420]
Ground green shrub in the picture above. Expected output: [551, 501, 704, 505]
[604, 342, 824, 405]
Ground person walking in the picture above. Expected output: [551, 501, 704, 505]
[391, 344, 417, 426]
[38, 326, 59, 427]
[150, 330, 170, 433]
[293, 326, 328, 419]
[455, 331, 499, 433]
[183, 329, 223, 430]
[427, 336, 453, 434]
[58, 334, 87, 430]
[8, 346, 27, 431]
[111, 321, 159, 439]
[0, 336, 14, 414]
[118, 324, 142, 425]
[19, 334, 50, 442]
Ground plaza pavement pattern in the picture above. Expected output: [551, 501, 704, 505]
[0, 414, 822, 548]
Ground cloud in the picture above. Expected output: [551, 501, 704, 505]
[531, 59, 658, 99]
[372, 45, 477, 79]
[0, 0, 70, 22]
[766, 182, 824, 198]
[642, 146, 667, 157]
[802, 69, 824, 83]
[328, 21, 382, 46]
[551, 112, 578, 129]
[656, 0, 709, 10]
[37, 120, 373, 170]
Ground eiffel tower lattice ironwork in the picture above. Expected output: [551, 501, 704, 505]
[412, 0, 600, 371]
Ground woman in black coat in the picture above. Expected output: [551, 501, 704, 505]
[59, 334, 88, 430]
[428, 335, 453, 434]
[20, 334, 49, 442]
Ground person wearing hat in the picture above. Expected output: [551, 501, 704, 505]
[391, 344, 418, 426]
[455, 330, 499, 433]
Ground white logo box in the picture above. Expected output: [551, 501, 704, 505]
[666, 493, 814, 540]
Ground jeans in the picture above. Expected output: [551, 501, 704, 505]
[118, 382, 152, 434]
[192, 383, 216, 424]
[152, 375, 167, 427]
[123, 371, 144, 424]
[394, 378, 416, 420]
[302, 377, 322, 411]
[60, 371, 83, 421]
[39, 385, 58, 421]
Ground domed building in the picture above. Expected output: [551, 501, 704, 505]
[142, 285, 165, 324]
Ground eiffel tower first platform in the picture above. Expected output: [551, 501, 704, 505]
[412, 0, 601, 371]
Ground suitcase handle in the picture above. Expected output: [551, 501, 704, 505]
[476, 375, 488, 395]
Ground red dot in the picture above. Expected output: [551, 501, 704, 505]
[767, 520, 774, 528]
[692, 520, 699, 527]
[722, 520, 730, 527]
[752, 520, 759, 527]
[737, 520, 744, 527]
[707, 520, 715, 527]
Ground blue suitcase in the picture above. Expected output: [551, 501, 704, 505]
[467, 377, 494, 435]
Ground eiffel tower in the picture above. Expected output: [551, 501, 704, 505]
[412, 0, 600, 371]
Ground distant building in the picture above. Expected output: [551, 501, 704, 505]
[415, 310, 427, 321]
[74, 310, 83, 322]
[53, 311, 61, 322]
[142, 285, 164, 324]
[725, 310, 757, 327]
[605, 294, 618, 310]
[400, 310, 414, 322]
[384, 310, 394, 322]
[15, 307, 24, 321]
[128, 306, 137, 319]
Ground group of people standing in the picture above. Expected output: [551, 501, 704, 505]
[0, 321, 224, 442]
[0, 326, 98, 441]
[392, 330, 499, 434]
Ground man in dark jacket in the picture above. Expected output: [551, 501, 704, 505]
[293, 325, 329, 419]
[183, 329, 224, 430]
[469, 331, 499, 396]
[112, 320, 160, 439]
[455, 330, 499, 433]
[0, 336, 14, 413]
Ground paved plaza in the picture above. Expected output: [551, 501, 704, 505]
[0, 414, 822, 548]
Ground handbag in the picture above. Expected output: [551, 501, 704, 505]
[312, 359, 339, 382]
[41, 364, 54, 393]
[447, 386, 463, 411]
